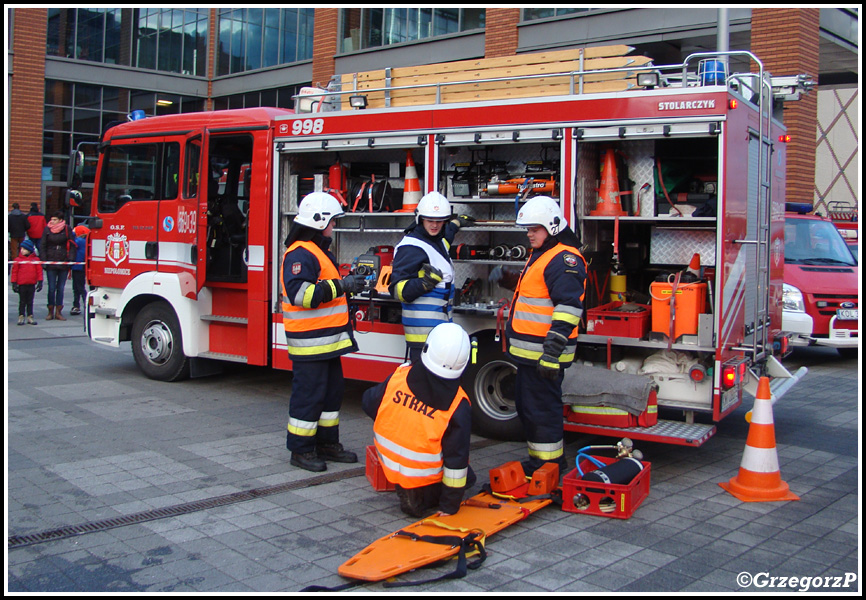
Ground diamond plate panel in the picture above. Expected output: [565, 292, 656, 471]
[649, 227, 716, 266]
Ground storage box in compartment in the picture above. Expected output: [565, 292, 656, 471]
[586, 301, 650, 338]
[564, 389, 658, 428]
[562, 456, 651, 519]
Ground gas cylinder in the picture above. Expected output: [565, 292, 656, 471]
[582, 457, 643, 485]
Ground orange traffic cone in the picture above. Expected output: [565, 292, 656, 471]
[685, 253, 701, 280]
[397, 150, 423, 212]
[719, 377, 799, 502]
[590, 148, 627, 217]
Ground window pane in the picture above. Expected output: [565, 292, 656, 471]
[461, 9, 485, 31]
[45, 80, 73, 106]
[104, 9, 123, 65]
[75, 83, 101, 110]
[434, 9, 458, 36]
[218, 14, 231, 76]
[76, 8, 105, 62]
[282, 8, 298, 62]
[299, 8, 314, 60]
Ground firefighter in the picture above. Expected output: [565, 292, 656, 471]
[281, 192, 369, 472]
[389, 191, 474, 363]
[495, 196, 587, 473]
[362, 322, 475, 517]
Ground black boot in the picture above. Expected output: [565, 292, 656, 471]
[396, 486, 427, 518]
[291, 451, 327, 472]
[316, 443, 358, 463]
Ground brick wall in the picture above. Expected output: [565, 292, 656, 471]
[9, 9, 47, 213]
[485, 9, 520, 58]
[312, 8, 339, 88]
[751, 8, 820, 206]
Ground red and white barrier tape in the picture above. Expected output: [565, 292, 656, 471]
[7, 260, 85, 266]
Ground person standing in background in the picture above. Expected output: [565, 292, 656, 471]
[11, 239, 43, 325]
[40, 211, 74, 321]
[26, 203, 48, 252]
[8, 203, 31, 260]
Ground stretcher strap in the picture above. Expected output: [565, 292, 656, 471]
[382, 529, 487, 588]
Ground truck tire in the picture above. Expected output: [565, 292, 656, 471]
[131, 302, 191, 382]
[461, 332, 525, 441]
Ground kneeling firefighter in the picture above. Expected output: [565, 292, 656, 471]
[493, 195, 587, 473]
[281, 192, 369, 472]
[363, 322, 476, 517]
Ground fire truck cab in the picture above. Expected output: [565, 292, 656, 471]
[72, 50, 808, 446]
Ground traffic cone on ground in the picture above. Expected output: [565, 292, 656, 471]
[590, 148, 627, 217]
[719, 377, 799, 502]
[397, 150, 423, 212]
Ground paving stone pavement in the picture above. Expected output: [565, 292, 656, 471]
[5, 279, 861, 593]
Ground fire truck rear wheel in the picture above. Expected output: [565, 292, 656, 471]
[132, 302, 191, 382]
[461, 333, 524, 441]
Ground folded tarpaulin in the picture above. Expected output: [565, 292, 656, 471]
[562, 363, 656, 416]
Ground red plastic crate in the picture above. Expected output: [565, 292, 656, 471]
[586, 301, 650, 339]
[561, 456, 650, 519]
[365, 445, 395, 492]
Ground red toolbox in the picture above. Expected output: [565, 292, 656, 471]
[586, 301, 650, 339]
[561, 456, 651, 519]
[365, 445, 395, 492]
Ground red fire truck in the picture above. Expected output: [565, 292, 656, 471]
[70, 50, 808, 446]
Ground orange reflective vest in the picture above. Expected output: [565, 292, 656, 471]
[373, 365, 468, 489]
[281, 240, 354, 360]
[508, 242, 585, 364]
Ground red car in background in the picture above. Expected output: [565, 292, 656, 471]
[782, 204, 858, 359]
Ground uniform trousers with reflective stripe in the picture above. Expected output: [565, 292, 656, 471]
[514, 363, 567, 473]
[286, 357, 344, 454]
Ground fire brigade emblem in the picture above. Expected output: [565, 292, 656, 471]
[292, 262, 302, 275]
[563, 253, 578, 267]
[106, 232, 130, 267]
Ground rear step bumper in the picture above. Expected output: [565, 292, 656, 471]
[564, 419, 716, 447]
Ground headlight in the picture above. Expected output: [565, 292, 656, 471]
[782, 283, 805, 312]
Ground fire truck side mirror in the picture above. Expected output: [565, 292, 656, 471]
[68, 150, 85, 189]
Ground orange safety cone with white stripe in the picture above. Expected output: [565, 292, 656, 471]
[719, 376, 799, 502]
[590, 148, 627, 216]
[397, 150, 423, 212]
[685, 253, 701, 279]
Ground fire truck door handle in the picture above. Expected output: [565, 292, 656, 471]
[145, 241, 158, 260]
[191, 245, 198, 263]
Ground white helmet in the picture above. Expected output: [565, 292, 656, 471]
[415, 191, 451, 224]
[421, 323, 471, 380]
[516, 196, 563, 236]
[295, 192, 344, 230]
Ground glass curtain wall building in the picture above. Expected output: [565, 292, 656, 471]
[40, 8, 317, 211]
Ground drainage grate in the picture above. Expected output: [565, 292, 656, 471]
[9, 438, 504, 550]
[8, 467, 364, 550]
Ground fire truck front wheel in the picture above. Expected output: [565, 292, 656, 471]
[461, 333, 524, 441]
[131, 302, 191, 382]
